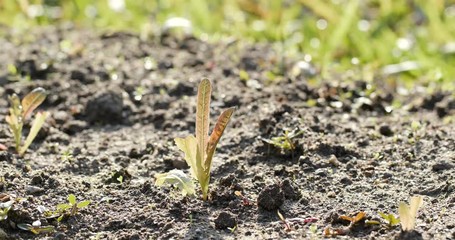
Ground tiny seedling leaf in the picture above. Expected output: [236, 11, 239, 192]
[57, 203, 71, 211]
[155, 169, 196, 197]
[21, 88, 47, 120]
[379, 212, 400, 226]
[399, 195, 423, 231]
[19, 111, 50, 156]
[68, 194, 77, 205]
[175, 135, 199, 178]
[77, 200, 91, 209]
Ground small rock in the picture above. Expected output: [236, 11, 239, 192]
[214, 211, 237, 229]
[171, 158, 188, 169]
[432, 162, 454, 172]
[257, 183, 285, 210]
[340, 177, 353, 185]
[327, 191, 337, 198]
[53, 111, 70, 125]
[26, 185, 44, 195]
[379, 124, 394, 137]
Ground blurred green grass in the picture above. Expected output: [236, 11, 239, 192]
[1, 0, 454, 90]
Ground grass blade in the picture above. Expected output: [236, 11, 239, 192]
[196, 78, 211, 169]
[21, 88, 47, 120]
[19, 111, 49, 156]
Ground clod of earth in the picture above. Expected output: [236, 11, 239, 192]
[214, 211, 237, 230]
[257, 183, 285, 211]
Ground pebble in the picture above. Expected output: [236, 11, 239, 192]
[379, 124, 394, 137]
[26, 185, 44, 194]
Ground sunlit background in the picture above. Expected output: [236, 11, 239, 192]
[1, 0, 454, 89]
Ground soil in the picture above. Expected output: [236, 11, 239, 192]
[0, 26, 454, 240]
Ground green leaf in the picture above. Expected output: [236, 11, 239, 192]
[57, 203, 71, 211]
[196, 78, 211, 171]
[21, 88, 47, 120]
[68, 194, 77, 205]
[6, 94, 23, 151]
[8, 94, 22, 117]
[379, 212, 400, 226]
[77, 200, 91, 209]
[155, 169, 196, 197]
[175, 135, 199, 179]
[19, 111, 49, 156]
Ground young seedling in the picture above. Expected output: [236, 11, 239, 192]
[0, 200, 13, 221]
[379, 212, 400, 228]
[277, 210, 292, 232]
[262, 128, 303, 151]
[173, 78, 235, 200]
[17, 221, 55, 235]
[399, 195, 423, 232]
[55, 194, 91, 222]
[5, 88, 49, 156]
[262, 128, 303, 158]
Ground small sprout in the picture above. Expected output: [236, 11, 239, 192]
[239, 70, 249, 81]
[277, 210, 291, 232]
[61, 149, 73, 161]
[379, 212, 400, 228]
[7, 64, 17, 75]
[17, 220, 54, 234]
[365, 219, 381, 225]
[5, 88, 49, 156]
[155, 169, 196, 197]
[117, 175, 124, 184]
[55, 194, 91, 222]
[234, 191, 254, 206]
[262, 128, 303, 151]
[399, 195, 423, 231]
[133, 86, 146, 101]
[227, 225, 237, 233]
[0, 201, 13, 221]
[308, 224, 318, 240]
[410, 121, 421, 132]
[172, 78, 235, 200]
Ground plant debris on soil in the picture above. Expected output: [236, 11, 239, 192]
[0, 26, 454, 240]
